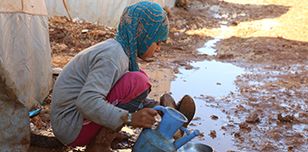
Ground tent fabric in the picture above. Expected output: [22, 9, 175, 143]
[0, 2, 52, 149]
[0, 0, 48, 15]
[0, 12, 52, 108]
[45, 0, 175, 27]
[0, 79, 30, 151]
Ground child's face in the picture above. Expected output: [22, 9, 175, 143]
[140, 42, 161, 60]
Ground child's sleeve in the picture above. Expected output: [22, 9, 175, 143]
[76, 59, 128, 130]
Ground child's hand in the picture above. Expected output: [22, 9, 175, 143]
[131, 108, 158, 128]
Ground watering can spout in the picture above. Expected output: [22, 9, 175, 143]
[174, 128, 200, 149]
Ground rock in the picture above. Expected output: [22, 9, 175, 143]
[245, 113, 260, 123]
[260, 142, 278, 151]
[209, 130, 217, 139]
[239, 122, 251, 132]
[175, 0, 189, 9]
[234, 132, 241, 138]
[81, 29, 89, 33]
[184, 64, 193, 70]
[160, 93, 177, 109]
[52, 67, 63, 76]
[277, 113, 298, 123]
[177, 95, 196, 127]
[231, 21, 238, 26]
[193, 117, 201, 120]
[209, 5, 220, 14]
[211, 115, 219, 120]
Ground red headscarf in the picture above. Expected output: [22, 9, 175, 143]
[106, 70, 151, 105]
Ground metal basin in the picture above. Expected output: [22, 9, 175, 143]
[178, 142, 213, 152]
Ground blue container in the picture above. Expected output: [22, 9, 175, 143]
[133, 106, 200, 152]
[178, 142, 213, 152]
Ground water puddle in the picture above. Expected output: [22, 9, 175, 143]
[170, 60, 245, 152]
[192, 105, 236, 152]
[197, 25, 231, 56]
[197, 38, 221, 55]
[171, 61, 244, 97]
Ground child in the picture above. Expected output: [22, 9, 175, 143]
[51, 1, 169, 151]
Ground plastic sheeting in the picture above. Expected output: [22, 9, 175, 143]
[0, 0, 48, 15]
[45, 0, 176, 27]
[0, 10, 52, 152]
[0, 72, 30, 151]
[0, 13, 52, 109]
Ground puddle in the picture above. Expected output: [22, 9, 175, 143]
[197, 38, 221, 55]
[170, 60, 245, 152]
[171, 60, 244, 98]
[191, 105, 237, 152]
[197, 25, 231, 55]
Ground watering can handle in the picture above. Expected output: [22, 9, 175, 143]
[153, 105, 167, 114]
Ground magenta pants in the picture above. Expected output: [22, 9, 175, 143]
[69, 71, 151, 147]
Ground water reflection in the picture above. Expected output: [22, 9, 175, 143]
[197, 38, 221, 56]
[171, 60, 244, 98]
[197, 25, 230, 56]
[170, 60, 245, 152]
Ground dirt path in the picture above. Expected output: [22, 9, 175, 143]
[145, 0, 308, 150]
[30, 0, 307, 151]
[171, 0, 307, 151]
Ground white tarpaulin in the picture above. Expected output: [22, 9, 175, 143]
[0, 0, 48, 15]
[45, 0, 176, 27]
[0, 0, 52, 151]
[0, 0, 52, 109]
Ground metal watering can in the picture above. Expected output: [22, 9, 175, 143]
[133, 106, 200, 152]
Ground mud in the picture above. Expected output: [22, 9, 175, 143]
[30, 0, 307, 151]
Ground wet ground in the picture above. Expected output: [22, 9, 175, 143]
[31, 0, 307, 151]
[145, 0, 308, 151]
[170, 60, 245, 152]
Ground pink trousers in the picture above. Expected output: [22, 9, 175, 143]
[69, 71, 151, 147]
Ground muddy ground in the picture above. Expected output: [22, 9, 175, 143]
[30, 0, 307, 151]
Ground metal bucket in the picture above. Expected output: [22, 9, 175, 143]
[177, 142, 213, 152]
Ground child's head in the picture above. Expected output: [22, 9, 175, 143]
[115, 1, 169, 71]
